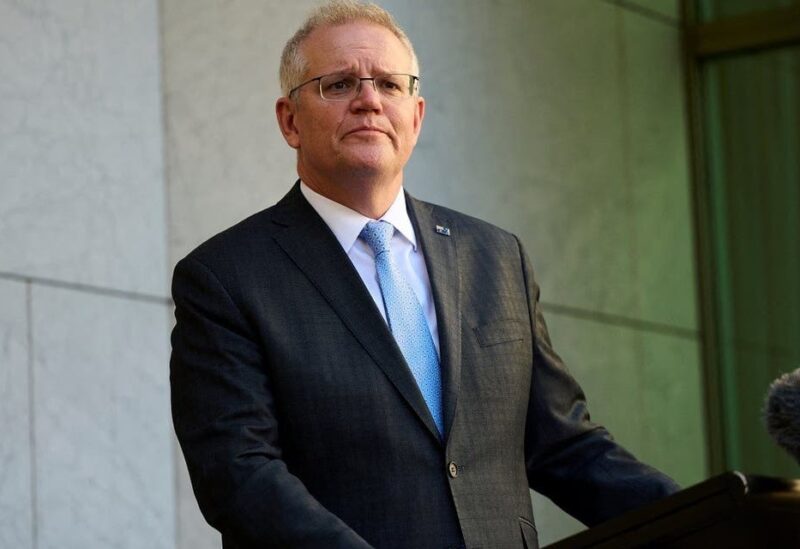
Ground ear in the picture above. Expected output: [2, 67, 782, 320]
[412, 95, 425, 142]
[276, 96, 301, 149]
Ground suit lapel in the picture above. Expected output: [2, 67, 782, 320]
[271, 185, 443, 443]
[407, 195, 462, 444]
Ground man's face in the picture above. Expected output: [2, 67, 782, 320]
[277, 22, 424, 190]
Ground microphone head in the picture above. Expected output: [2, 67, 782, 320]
[765, 368, 800, 464]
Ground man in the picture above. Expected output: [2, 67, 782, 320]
[170, 2, 679, 548]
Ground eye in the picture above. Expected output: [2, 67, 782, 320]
[331, 80, 350, 90]
[378, 76, 406, 95]
[319, 74, 358, 97]
[324, 78, 353, 91]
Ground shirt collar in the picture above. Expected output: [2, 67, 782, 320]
[300, 181, 418, 253]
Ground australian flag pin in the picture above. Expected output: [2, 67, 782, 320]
[435, 225, 451, 236]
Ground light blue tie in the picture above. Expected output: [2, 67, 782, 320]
[360, 220, 444, 436]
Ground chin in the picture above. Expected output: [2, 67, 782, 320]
[341, 163, 391, 181]
[339, 151, 395, 176]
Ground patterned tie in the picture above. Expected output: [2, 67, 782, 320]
[360, 220, 444, 436]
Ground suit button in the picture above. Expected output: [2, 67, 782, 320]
[448, 461, 458, 478]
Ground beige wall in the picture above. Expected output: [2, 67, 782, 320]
[0, 0, 705, 547]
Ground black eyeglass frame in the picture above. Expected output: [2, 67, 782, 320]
[288, 73, 420, 101]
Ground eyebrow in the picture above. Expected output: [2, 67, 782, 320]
[321, 64, 404, 75]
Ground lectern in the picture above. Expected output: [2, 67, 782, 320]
[546, 472, 800, 548]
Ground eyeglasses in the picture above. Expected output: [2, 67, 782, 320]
[289, 73, 420, 101]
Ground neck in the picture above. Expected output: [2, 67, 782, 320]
[298, 167, 403, 219]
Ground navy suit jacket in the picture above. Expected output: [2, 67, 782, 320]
[170, 183, 679, 549]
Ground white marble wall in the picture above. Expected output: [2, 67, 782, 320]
[0, 0, 175, 547]
[0, 0, 168, 296]
[32, 286, 173, 549]
[0, 281, 33, 549]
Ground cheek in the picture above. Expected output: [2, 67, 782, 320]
[398, 108, 420, 135]
[399, 116, 420, 147]
[301, 126, 338, 155]
[298, 108, 341, 137]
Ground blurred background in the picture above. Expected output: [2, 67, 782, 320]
[1, 0, 798, 547]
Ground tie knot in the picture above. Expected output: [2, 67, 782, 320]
[360, 220, 394, 255]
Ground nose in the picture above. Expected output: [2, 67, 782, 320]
[350, 78, 382, 112]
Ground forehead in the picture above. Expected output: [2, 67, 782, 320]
[301, 22, 412, 74]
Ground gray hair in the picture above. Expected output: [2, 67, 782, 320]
[279, 0, 420, 96]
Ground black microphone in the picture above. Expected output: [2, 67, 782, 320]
[765, 368, 800, 465]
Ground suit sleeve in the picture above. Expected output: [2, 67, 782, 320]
[170, 256, 372, 548]
[515, 237, 680, 526]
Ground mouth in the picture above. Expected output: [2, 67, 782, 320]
[345, 126, 388, 137]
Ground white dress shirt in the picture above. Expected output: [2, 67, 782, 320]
[300, 181, 440, 356]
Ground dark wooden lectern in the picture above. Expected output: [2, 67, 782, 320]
[546, 472, 800, 548]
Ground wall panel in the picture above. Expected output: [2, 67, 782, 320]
[0, 0, 167, 296]
[0, 280, 33, 549]
[32, 287, 173, 549]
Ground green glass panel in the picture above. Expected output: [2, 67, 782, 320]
[698, 0, 798, 22]
[702, 45, 800, 477]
